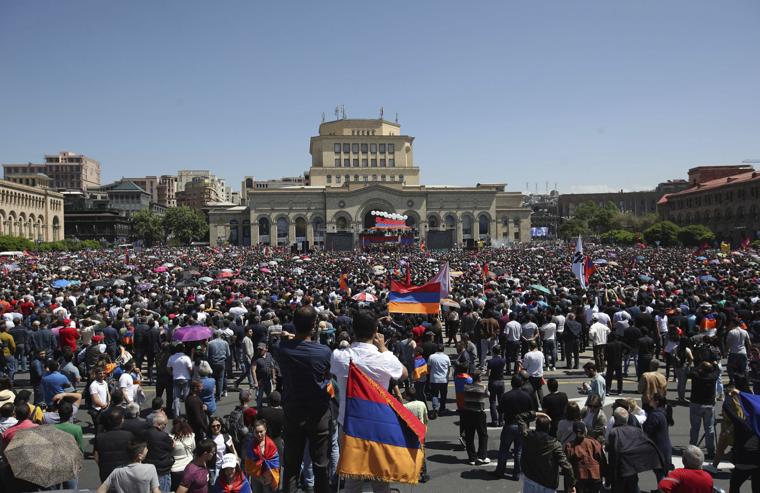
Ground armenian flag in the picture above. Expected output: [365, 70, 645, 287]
[584, 256, 597, 285]
[339, 273, 349, 291]
[243, 435, 280, 489]
[337, 362, 426, 484]
[412, 355, 428, 381]
[388, 280, 441, 315]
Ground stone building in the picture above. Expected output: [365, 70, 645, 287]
[658, 166, 760, 243]
[0, 180, 64, 241]
[123, 175, 178, 208]
[209, 118, 530, 249]
[3, 151, 100, 191]
[558, 180, 689, 218]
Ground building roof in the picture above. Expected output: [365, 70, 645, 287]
[658, 169, 760, 204]
[107, 180, 148, 193]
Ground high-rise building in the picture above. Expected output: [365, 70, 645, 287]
[2, 151, 101, 191]
[177, 170, 231, 205]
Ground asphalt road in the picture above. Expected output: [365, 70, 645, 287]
[54, 347, 741, 492]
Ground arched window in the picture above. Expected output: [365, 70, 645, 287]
[258, 217, 270, 245]
[336, 217, 349, 231]
[295, 217, 307, 241]
[312, 217, 325, 244]
[462, 216, 473, 238]
[427, 216, 439, 229]
[478, 214, 490, 237]
[445, 214, 456, 231]
[229, 219, 239, 245]
[276, 217, 289, 245]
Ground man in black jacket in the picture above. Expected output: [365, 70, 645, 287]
[564, 314, 582, 369]
[636, 328, 656, 380]
[493, 374, 536, 480]
[516, 411, 575, 492]
[604, 334, 631, 396]
[144, 412, 174, 492]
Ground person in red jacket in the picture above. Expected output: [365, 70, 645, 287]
[658, 445, 713, 493]
[59, 321, 80, 352]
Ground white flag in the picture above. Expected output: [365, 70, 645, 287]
[571, 235, 586, 289]
[429, 262, 450, 299]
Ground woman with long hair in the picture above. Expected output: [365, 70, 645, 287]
[208, 416, 236, 485]
[170, 416, 196, 491]
[185, 379, 208, 440]
[243, 419, 280, 493]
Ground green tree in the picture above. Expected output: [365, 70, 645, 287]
[131, 209, 164, 246]
[600, 229, 637, 245]
[643, 221, 681, 246]
[559, 218, 590, 239]
[162, 206, 208, 245]
[677, 224, 716, 247]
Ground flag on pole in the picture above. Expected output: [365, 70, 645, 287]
[405, 263, 411, 287]
[584, 256, 596, 286]
[337, 361, 426, 484]
[693, 242, 709, 256]
[571, 235, 586, 289]
[339, 273, 349, 292]
[429, 262, 450, 299]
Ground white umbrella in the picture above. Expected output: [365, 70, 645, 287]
[352, 292, 377, 303]
[60, 266, 71, 272]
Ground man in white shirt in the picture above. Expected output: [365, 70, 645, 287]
[166, 344, 192, 417]
[504, 314, 522, 374]
[119, 360, 136, 404]
[726, 317, 751, 384]
[551, 311, 566, 364]
[539, 317, 557, 371]
[331, 311, 407, 493]
[589, 314, 611, 373]
[522, 340, 545, 401]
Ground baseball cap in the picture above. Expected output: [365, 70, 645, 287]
[221, 453, 238, 470]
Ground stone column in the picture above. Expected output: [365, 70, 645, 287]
[270, 222, 278, 246]
[456, 219, 463, 247]
[474, 215, 481, 241]
[306, 222, 314, 247]
[251, 216, 260, 245]
[288, 221, 296, 246]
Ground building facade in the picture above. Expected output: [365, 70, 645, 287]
[209, 118, 530, 249]
[0, 180, 64, 241]
[558, 180, 690, 218]
[177, 170, 231, 203]
[658, 167, 760, 242]
[123, 175, 178, 208]
[177, 176, 227, 209]
[3, 151, 100, 191]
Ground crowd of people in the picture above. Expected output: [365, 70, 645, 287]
[0, 242, 758, 493]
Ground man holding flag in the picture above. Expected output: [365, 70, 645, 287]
[331, 311, 409, 493]
[571, 235, 587, 289]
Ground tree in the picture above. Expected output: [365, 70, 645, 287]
[600, 229, 637, 245]
[677, 224, 715, 246]
[131, 209, 164, 246]
[559, 218, 590, 239]
[643, 221, 681, 246]
[162, 206, 208, 245]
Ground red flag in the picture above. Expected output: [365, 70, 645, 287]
[482, 262, 489, 281]
[583, 256, 596, 285]
[694, 242, 709, 256]
[741, 237, 751, 250]
[405, 264, 411, 287]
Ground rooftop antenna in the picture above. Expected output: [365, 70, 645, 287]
[395, 112, 399, 124]
[535, 183, 538, 194]
[545, 181, 549, 193]
[380, 106, 384, 120]
[554, 182, 557, 192]
[321, 112, 325, 123]
[526, 181, 529, 192]
[334, 106, 340, 120]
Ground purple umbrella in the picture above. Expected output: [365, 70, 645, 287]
[173, 325, 213, 342]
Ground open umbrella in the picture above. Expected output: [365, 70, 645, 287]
[352, 292, 377, 303]
[700, 275, 718, 283]
[112, 279, 127, 287]
[4, 426, 82, 487]
[260, 267, 272, 273]
[638, 274, 653, 283]
[153, 265, 168, 273]
[372, 265, 387, 275]
[593, 259, 608, 265]
[198, 276, 213, 283]
[440, 298, 461, 308]
[231, 279, 248, 286]
[173, 325, 213, 342]
[695, 256, 707, 261]
[136, 282, 154, 292]
[529, 284, 551, 295]
[51, 279, 71, 289]
[216, 271, 234, 279]
[59, 265, 72, 272]
[91, 279, 114, 288]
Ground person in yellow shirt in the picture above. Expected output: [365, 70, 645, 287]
[0, 324, 17, 380]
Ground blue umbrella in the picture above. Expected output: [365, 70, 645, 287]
[638, 274, 652, 283]
[593, 259, 608, 265]
[700, 275, 718, 283]
[51, 279, 71, 289]
[636, 256, 645, 262]
[695, 256, 707, 261]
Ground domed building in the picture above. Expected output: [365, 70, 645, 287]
[209, 118, 530, 250]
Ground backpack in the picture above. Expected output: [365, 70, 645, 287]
[224, 407, 248, 451]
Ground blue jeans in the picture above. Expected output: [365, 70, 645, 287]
[15, 347, 27, 372]
[329, 422, 340, 486]
[158, 473, 171, 493]
[496, 423, 522, 476]
[624, 353, 637, 376]
[301, 439, 314, 487]
[689, 403, 715, 456]
[172, 379, 189, 417]
[727, 353, 748, 384]
[257, 379, 272, 409]
[523, 475, 557, 493]
[543, 340, 556, 368]
[715, 363, 724, 398]
[2, 355, 16, 383]
[234, 359, 253, 387]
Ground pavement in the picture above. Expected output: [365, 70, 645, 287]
[33, 346, 739, 492]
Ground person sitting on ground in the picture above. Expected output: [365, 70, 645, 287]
[657, 445, 713, 493]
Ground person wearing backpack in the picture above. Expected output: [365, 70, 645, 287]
[225, 389, 255, 454]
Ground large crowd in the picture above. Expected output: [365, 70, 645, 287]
[0, 242, 758, 493]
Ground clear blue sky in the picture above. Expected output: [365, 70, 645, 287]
[2, 1, 759, 194]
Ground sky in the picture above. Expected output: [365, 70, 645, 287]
[1, 1, 759, 194]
